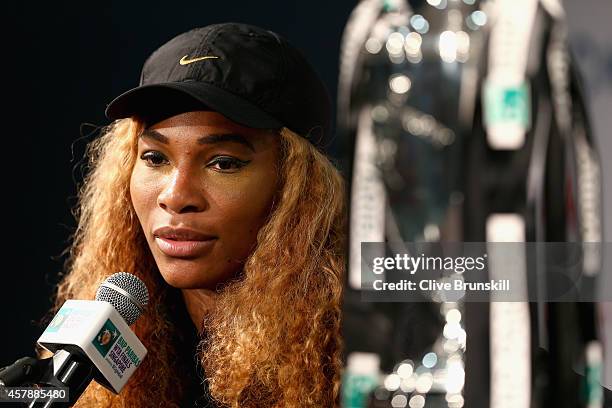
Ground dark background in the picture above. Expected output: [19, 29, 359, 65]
[4, 0, 612, 387]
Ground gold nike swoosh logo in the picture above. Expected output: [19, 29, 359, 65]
[179, 55, 219, 65]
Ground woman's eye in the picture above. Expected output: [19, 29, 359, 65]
[140, 151, 168, 167]
[208, 156, 250, 172]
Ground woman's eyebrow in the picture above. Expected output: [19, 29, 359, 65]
[198, 133, 255, 152]
[140, 129, 169, 144]
[140, 129, 255, 152]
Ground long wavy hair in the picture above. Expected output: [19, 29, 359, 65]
[45, 116, 347, 407]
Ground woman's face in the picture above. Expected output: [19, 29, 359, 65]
[130, 110, 280, 289]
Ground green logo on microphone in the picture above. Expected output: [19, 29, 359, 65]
[92, 319, 121, 357]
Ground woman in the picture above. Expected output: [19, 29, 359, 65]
[45, 22, 346, 407]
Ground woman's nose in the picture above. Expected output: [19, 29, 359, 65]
[157, 168, 208, 214]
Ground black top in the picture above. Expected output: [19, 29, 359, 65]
[163, 287, 219, 408]
[181, 339, 218, 408]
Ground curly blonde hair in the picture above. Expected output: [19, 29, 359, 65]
[46, 116, 346, 407]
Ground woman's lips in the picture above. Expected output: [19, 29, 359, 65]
[152, 227, 217, 258]
[154, 236, 216, 258]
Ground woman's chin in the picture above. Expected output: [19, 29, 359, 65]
[160, 270, 213, 289]
[158, 262, 236, 290]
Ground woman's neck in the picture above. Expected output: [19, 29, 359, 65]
[181, 288, 218, 333]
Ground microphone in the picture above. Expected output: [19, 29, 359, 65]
[0, 357, 48, 388]
[2, 272, 149, 407]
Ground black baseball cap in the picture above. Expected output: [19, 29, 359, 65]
[105, 22, 332, 147]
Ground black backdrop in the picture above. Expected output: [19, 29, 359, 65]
[4, 0, 354, 365]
